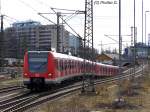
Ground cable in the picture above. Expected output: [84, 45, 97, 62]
[17, 0, 38, 13]
[64, 11, 83, 22]
[38, 13, 56, 24]
[51, 7, 83, 12]
[51, 8, 83, 38]
[4, 15, 18, 22]
[104, 34, 127, 47]
[32, 0, 51, 8]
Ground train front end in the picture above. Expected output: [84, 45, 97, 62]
[23, 51, 55, 90]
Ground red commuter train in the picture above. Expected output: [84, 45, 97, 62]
[23, 51, 119, 89]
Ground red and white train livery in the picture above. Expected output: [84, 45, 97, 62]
[23, 51, 119, 89]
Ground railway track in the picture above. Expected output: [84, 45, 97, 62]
[0, 83, 82, 112]
[0, 85, 25, 94]
[0, 65, 145, 112]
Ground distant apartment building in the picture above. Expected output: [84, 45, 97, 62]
[4, 20, 82, 58]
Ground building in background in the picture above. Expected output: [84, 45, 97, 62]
[96, 53, 119, 65]
[123, 42, 150, 59]
[3, 20, 82, 59]
[68, 33, 81, 56]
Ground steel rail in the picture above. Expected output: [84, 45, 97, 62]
[0, 86, 24, 94]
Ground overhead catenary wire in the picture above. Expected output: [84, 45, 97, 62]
[32, 0, 50, 8]
[3, 15, 19, 24]
[64, 11, 84, 22]
[38, 13, 56, 24]
[51, 7, 84, 12]
[4, 15, 19, 22]
[51, 7, 84, 38]
[104, 34, 128, 47]
[17, 0, 39, 13]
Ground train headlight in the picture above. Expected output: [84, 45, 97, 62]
[48, 73, 52, 76]
[24, 73, 28, 76]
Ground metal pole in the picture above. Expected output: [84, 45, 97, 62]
[0, 15, 4, 66]
[81, 0, 95, 93]
[142, 0, 144, 74]
[81, 0, 87, 93]
[119, 0, 121, 67]
[57, 12, 61, 53]
[145, 11, 150, 65]
[0, 0, 1, 16]
[145, 12, 147, 46]
[142, 0, 143, 45]
[118, 0, 122, 99]
[145, 11, 150, 46]
[133, 0, 136, 78]
[91, 0, 95, 92]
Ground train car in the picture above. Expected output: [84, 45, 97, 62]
[23, 51, 119, 90]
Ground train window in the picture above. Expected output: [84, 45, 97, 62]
[65, 60, 68, 70]
[69, 61, 71, 68]
[60, 60, 64, 71]
[72, 61, 74, 68]
[69, 60, 72, 69]
[62, 60, 64, 70]
[55, 59, 58, 69]
[68, 60, 70, 69]
[75, 61, 77, 68]
[103, 67, 105, 73]
[28, 52, 48, 73]
[70, 61, 72, 69]
[55, 59, 61, 71]
[58, 60, 61, 71]
[78, 61, 80, 68]
[81, 62, 84, 69]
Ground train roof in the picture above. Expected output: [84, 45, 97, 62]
[27, 51, 83, 61]
[27, 51, 118, 68]
[52, 52, 84, 62]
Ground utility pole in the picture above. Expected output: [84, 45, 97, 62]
[118, 0, 122, 98]
[142, 0, 144, 74]
[57, 12, 61, 53]
[133, 0, 136, 79]
[0, 15, 4, 66]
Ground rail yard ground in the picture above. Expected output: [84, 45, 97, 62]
[0, 76, 23, 88]
[28, 70, 150, 112]
[0, 69, 22, 88]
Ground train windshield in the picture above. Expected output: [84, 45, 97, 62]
[28, 52, 48, 73]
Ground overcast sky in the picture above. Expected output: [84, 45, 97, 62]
[1, 0, 150, 52]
